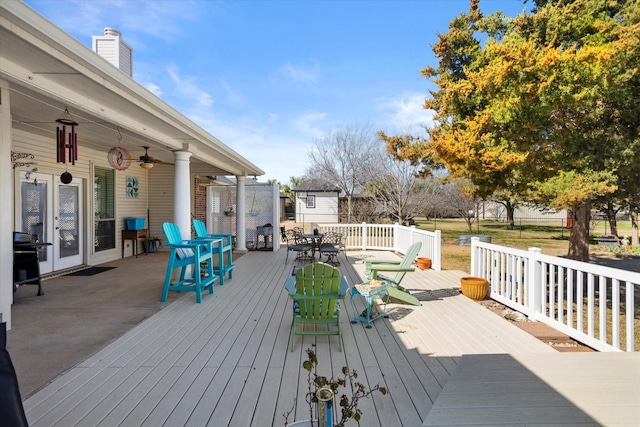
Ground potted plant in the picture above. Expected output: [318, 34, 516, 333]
[284, 346, 387, 427]
[416, 257, 431, 270]
[459, 276, 489, 300]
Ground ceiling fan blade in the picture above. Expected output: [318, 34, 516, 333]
[153, 159, 174, 166]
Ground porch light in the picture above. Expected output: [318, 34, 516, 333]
[140, 161, 154, 170]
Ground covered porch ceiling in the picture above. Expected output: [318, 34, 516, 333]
[1, 2, 263, 177]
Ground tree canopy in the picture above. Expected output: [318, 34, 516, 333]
[382, 0, 640, 260]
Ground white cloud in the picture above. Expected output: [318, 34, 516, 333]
[38, 0, 203, 42]
[375, 91, 436, 131]
[293, 111, 327, 139]
[218, 80, 245, 106]
[142, 82, 163, 97]
[277, 62, 320, 84]
[189, 112, 311, 184]
[167, 67, 214, 107]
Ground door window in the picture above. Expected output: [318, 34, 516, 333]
[94, 167, 115, 252]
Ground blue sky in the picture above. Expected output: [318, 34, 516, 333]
[25, 0, 528, 185]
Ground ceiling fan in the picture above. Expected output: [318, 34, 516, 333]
[137, 146, 174, 169]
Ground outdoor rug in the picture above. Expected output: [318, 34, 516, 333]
[64, 267, 116, 277]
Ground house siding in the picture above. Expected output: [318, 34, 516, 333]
[479, 201, 568, 222]
[295, 191, 338, 223]
[147, 167, 176, 242]
[12, 129, 153, 265]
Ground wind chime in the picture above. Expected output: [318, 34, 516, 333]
[55, 107, 78, 184]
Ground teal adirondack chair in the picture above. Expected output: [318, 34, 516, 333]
[364, 241, 422, 306]
[285, 262, 348, 351]
[161, 222, 217, 303]
[192, 219, 235, 285]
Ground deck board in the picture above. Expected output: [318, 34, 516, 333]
[422, 352, 640, 426]
[22, 248, 634, 427]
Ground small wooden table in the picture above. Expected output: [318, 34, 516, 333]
[122, 229, 148, 258]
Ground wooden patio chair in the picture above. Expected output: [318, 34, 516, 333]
[364, 241, 422, 306]
[161, 222, 217, 303]
[192, 219, 235, 285]
[285, 262, 348, 351]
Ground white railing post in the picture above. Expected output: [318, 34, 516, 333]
[470, 237, 480, 276]
[627, 283, 635, 352]
[361, 222, 367, 251]
[393, 222, 400, 252]
[433, 230, 441, 271]
[527, 247, 542, 320]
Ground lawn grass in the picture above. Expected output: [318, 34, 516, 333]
[417, 218, 637, 272]
[417, 218, 572, 272]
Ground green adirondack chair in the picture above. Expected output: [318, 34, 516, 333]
[192, 219, 235, 285]
[161, 222, 217, 303]
[364, 241, 422, 306]
[285, 262, 348, 351]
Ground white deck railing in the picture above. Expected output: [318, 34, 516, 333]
[470, 237, 639, 352]
[314, 222, 442, 271]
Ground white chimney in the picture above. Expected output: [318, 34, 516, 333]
[92, 27, 133, 77]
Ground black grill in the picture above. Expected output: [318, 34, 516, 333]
[13, 232, 50, 296]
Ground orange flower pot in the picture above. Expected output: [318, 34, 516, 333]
[416, 257, 432, 270]
[460, 277, 488, 300]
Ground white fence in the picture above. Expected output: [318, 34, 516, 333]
[471, 237, 639, 352]
[315, 222, 442, 271]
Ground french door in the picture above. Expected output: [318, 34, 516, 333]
[19, 172, 84, 274]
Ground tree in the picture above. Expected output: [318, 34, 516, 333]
[307, 123, 379, 223]
[382, 0, 640, 261]
[442, 178, 478, 232]
[364, 151, 439, 225]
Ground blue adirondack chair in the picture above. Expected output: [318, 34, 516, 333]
[161, 222, 217, 303]
[192, 219, 235, 285]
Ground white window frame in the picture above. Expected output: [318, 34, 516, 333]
[306, 195, 316, 208]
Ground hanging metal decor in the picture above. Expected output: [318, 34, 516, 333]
[107, 127, 131, 170]
[107, 146, 131, 170]
[60, 172, 73, 184]
[55, 107, 78, 165]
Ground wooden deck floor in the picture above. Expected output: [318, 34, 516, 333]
[24, 248, 620, 427]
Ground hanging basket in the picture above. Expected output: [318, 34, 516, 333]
[460, 277, 489, 300]
[416, 257, 432, 270]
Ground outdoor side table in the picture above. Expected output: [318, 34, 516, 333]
[350, 280, 390, 328]
[122, 229, 148, 258]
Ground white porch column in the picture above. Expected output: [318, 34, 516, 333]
[172, 150, 192, 240]
[0, 82, 13, 328]
[235, 176, 247, 252]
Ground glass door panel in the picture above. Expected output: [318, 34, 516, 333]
[54, 177, 83, 270]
